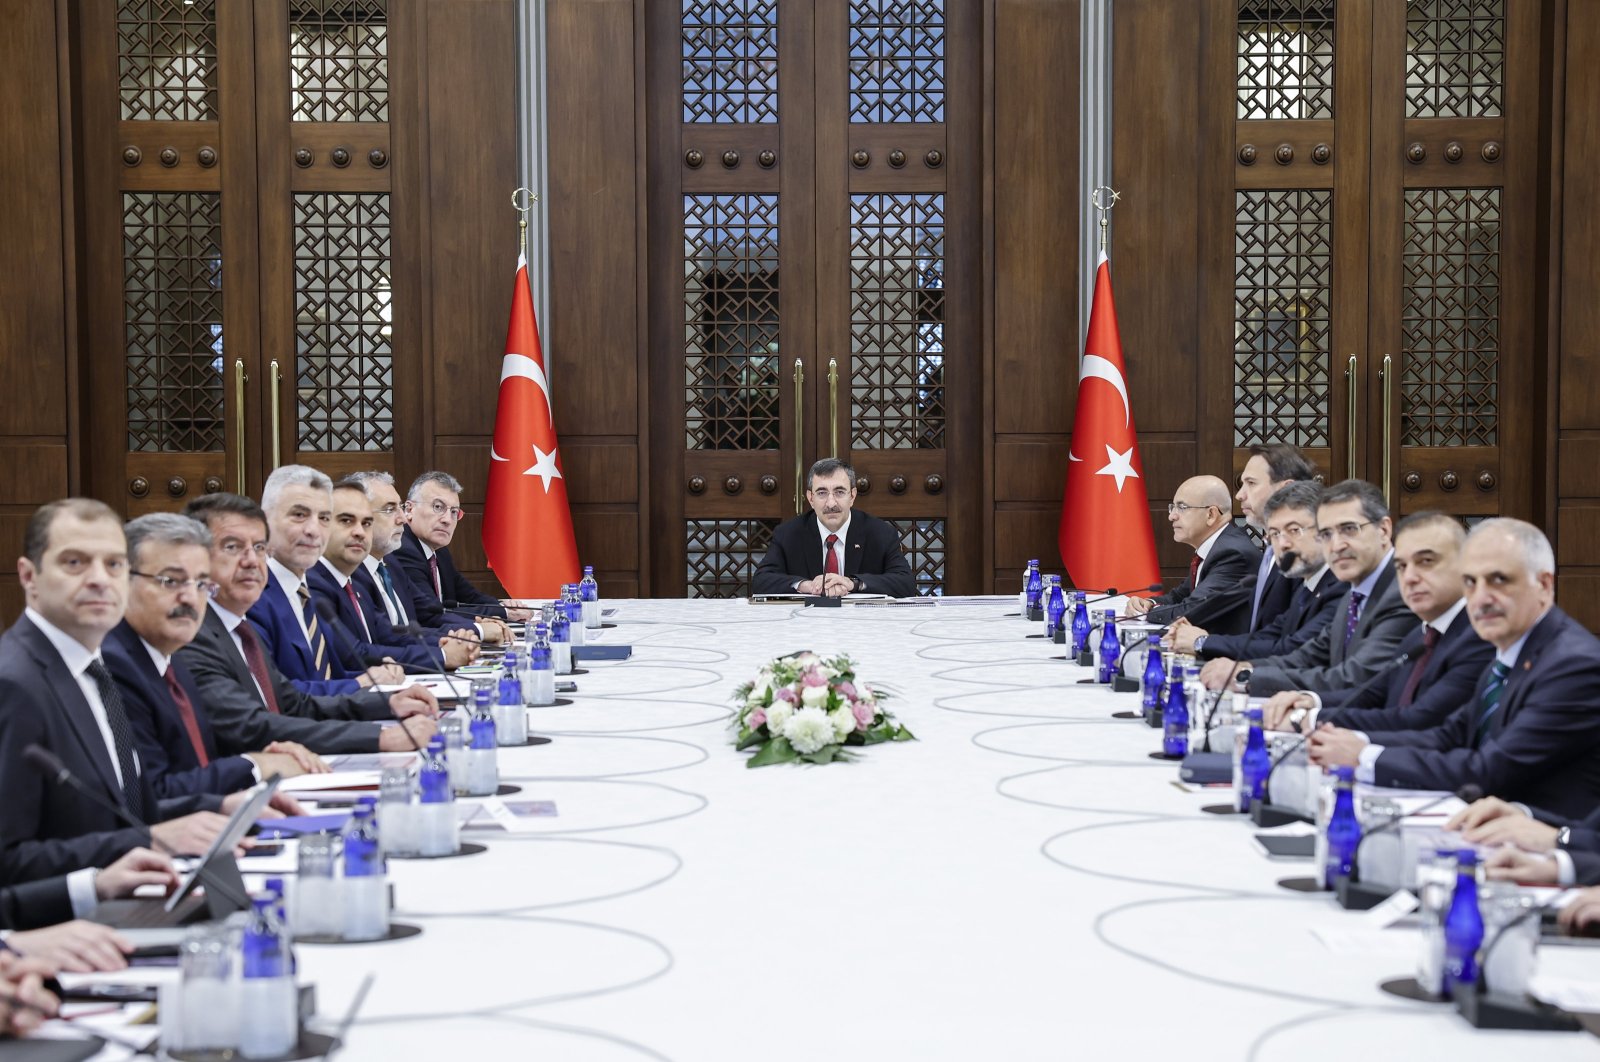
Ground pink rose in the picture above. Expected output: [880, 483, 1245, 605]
[749, 708, 766, 729]
[852, 698, 875, 730]
[775, 687, 798, 703]
[801, 668, 829, 688]
[836, 681, 857, 700]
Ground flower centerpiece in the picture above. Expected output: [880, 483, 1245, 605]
[732, 651, 914, 767]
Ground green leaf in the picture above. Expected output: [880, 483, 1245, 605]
[746, 737, 798, 768]
[735, 727, 767, 751]
[892, 725, 916, 741]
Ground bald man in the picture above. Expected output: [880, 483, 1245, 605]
[1125, 475, 1261, 635]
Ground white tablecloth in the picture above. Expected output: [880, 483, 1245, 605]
[271, 599, 1600, 1059]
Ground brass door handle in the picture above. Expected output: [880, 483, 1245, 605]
[1381, 354, 1393, 502]
[1345, 354, 1358, 476]
[828, 356, 839, 458]
[793, 358, 805, 513]
[269, 359, 283, 470]
[233, 359, 248, 492]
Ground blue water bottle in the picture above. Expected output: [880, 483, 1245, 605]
[1443, 850, 1485, 998]
[1070, 592, 1091, 657]
[549, 603, 572, 674]
[1239, 708, 1271, 812]
[341, 803, 387, 940]
[1043, 576, 1066, 640]
[1020, 559, 1038, 614]
[1161, 667, 1189, 757]
[524, 621, 555, 706]
[1096, 611, 1120, 683]
[1323, 766, 1362, 889]
[1024, 561, 1044, 619]
[562, 583, 587, 647]
[579, 566, 600, 629]
[465, 688, 499, 796]
[417, 735, 458, 856]
[239, 896, 296, 1057]
[1140, 635, 1166, 713]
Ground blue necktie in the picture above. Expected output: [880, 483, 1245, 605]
[377, 562, 408, 624]
[1473, 661, 1511, 748]
[1343, 590, 1366, 649]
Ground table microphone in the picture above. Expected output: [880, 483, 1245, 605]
[1199, 658, 1248, 753]
[1247, 732, 1310, 826]
[1144, 581, 1255, 626]
[1456, 894, 1577, 1030]
[22, 744, 255, 913]
[1071, 583, 1164, 607]
[1334, 783, 1482, 910]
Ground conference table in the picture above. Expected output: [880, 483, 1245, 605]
[86, 597, 1600, 1059]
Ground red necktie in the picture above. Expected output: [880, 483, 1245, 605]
[164, 666, 210, 767]
[825, 534, 840, 575]
[1397, 625, 1442, 707]
[429, 553, 443, 599]
[235, 622, 282, 714]
[1188, 553, 1201, 587]
[345, 581, 373, 641]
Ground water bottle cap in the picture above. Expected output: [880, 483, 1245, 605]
[1457, 849, 1479, 867]
[1146, 632, 1160, 644]
[427, 735, 445, 752]
[1245, 707, 1263, 722]
[265, 877, 285, 898]
[1029, 559, 1038, 566]
[1075, 591, 1086, 600]
[1332, 765, 1355, 781]
[584, 566, 594, 574]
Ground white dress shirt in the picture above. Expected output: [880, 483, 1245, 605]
[266, 556, 316, 650]
[364, 555, 407, 625]
[792, 515, 853, 591]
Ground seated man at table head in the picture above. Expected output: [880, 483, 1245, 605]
[1307, 518, 1600, 820]
[345, 470, 500, 650]
[750, 458, 914, 598]
[177, 492, 437, 756]
[103, 513, 323, 802]
[1123, 475, 1259, 633]
[395, 470, 534, 622]
[1259, 511, 1491, 733]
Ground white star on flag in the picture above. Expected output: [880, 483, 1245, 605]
[523, 443, 563, 492]
[1094, 443, 1140, 493]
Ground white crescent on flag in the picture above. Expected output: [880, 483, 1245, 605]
[1067, 354, 1133, 463]
[490, 352, 554, 463]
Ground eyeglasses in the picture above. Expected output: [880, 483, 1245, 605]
[1314, 520, 1376, 544]
[413, 499, 464, 520]
[373, 505, 399, 517]
[131, 570, 218, 596]
[1264, 524, 1310, 545]
[217, 540, 269, 558]
[808, 487, 853, 501]
[1166, 502, 1219, 516]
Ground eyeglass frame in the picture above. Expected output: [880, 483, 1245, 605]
[1263, 523, 1313, 545]
[407, 498, 464, 520]
[130, 569, 219, 596]
[1166, 501, 1220, 516]
[1313, 519, 1377, 545]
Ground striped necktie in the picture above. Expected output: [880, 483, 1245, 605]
[297, 582, 334, 679]
[1473, 661, 1511, 748]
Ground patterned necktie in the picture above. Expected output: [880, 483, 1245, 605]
[164, 666, 210, 767]
[1473, 661, 1511, 747]
[297, 582, 333, 679]
[1397, 625, 1442, 707]
[1343, 591, 1366, 649]
[825, 534, 840, 576]
[235, 622, 282, 714]
[428, 553, 443, 599]
[1188, 553, 1201, 587]
[84, 658, 148, 823]
[377, 562, 408, 624]
[344, 581, 373, 641]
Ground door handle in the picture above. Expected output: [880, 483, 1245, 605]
[269, 358, 283, 470]
[793, 358, 805, 514]
[1381, 354, 1393, 502]
[233, 359, 248, 492]
[1345, 354, 1357, 476]
[828, 356, 839, 458]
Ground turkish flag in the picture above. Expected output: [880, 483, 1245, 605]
[1058, 252, 1161, 593]
[482, 255, 581, 597]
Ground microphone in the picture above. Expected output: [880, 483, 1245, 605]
[1247, 732, 1310, 826]
[442, 600, 509, 616]
[22, 744, 255, 913]
[1335, 783, 1483, 910]
[1199, 658, 1248, 753]
[1070, 583, 1164, 608]
[1145, 581, 1256, 626]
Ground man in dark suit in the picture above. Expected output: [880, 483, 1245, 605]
[751, 459, 914, 597]
[104, 513, 325, 804]
[1445, 798, 1600, 888]
[1232, 444, 1317, 631]
[393, 470, 534, 623]
[1261, 511, 1492, 733]
[1, 847, 173, 939]
[1183, 481, 1341, 679]
[1210, 479, 1414, 695]
[1310, 519, 1600, 820]
[1125, 475, 1260, 633]
[176, 493, 438, 757]
[0, 499, 230, 892]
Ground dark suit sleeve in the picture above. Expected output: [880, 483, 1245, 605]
[858, 519, 914, 598]
[751, 528, 804, 595]
[0, 877, 75, 931]
[246, 610, 362, 697]
[1146, 532, 1259, 630]
[113, 662, 257, 800]
[1570, 849, 1600, 887]
[442, 554, 504, 614]
[1323, 638, 1495, 734]
[1248, 594, 1414, 695]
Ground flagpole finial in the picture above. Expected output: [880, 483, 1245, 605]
[511, 187, 540, 256]
[1090, 186, 1121, 252]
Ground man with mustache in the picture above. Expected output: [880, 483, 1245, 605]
[751, 458, 914, 598]
[101, 513, 325, 802]
[1308, 519, 1600, 819]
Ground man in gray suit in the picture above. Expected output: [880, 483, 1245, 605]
[1202, 479, 1414, 697]
[174, 494, 438, 756]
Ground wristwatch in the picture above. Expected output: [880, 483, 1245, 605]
[1194, 634, 1208, 654]
[852, 576, 865, 593]
[1558, 826, 1572, 849]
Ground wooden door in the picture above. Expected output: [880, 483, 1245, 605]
[647, 0, 979, 597]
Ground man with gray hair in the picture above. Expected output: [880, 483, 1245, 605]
[1125, 474, 1261, 633]
[1309, 518, 1600, 819]
[751, 458, 913, 597]
[395, 470, 533, 621]
[101, 513, 324, 805]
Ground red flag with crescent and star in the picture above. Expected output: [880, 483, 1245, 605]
[1058, 251, 1161, 593]
[482, 254, 581, 598]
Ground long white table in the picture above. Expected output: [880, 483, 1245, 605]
[157, 600, 1600, 1058]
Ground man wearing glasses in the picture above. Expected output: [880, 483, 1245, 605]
[1124, 475, 1260, 634]
[394, 471, 534, 622]
[1213, 479, 1414, 697]
[752, 458, 914, 598]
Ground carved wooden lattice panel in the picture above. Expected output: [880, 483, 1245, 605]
[1401, 187, 1500, 447]
[1233, 189, 1333, 448]
[686, 519, 780, 598]
[849, 193, 945, 450]
[1405, 0, 1503, 118]
[682, 0, 778, 124]
[123, 192, 225, 454]
[848, 0, 946, 123]
[117, 0, 218, 121]
[684, 194, 781, 451]
[884, 517, 945, 595]
[289, 0, 389, 123]
[1235, 0, 1335, 121]
[293, 192, 394, 452]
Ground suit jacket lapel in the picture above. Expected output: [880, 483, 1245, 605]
[1496, 609, 1561, 729]
[800, 515, 824, 579]
[20, 621, 124, 802]
[843, 517, 867, 578]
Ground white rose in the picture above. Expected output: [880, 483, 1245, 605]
[828, 706, 854, 740]
[818, 664, 839, 679]
[800, 683, 830, 708]
[783, 707, 835, 755]
[764, 702, 793, 735]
